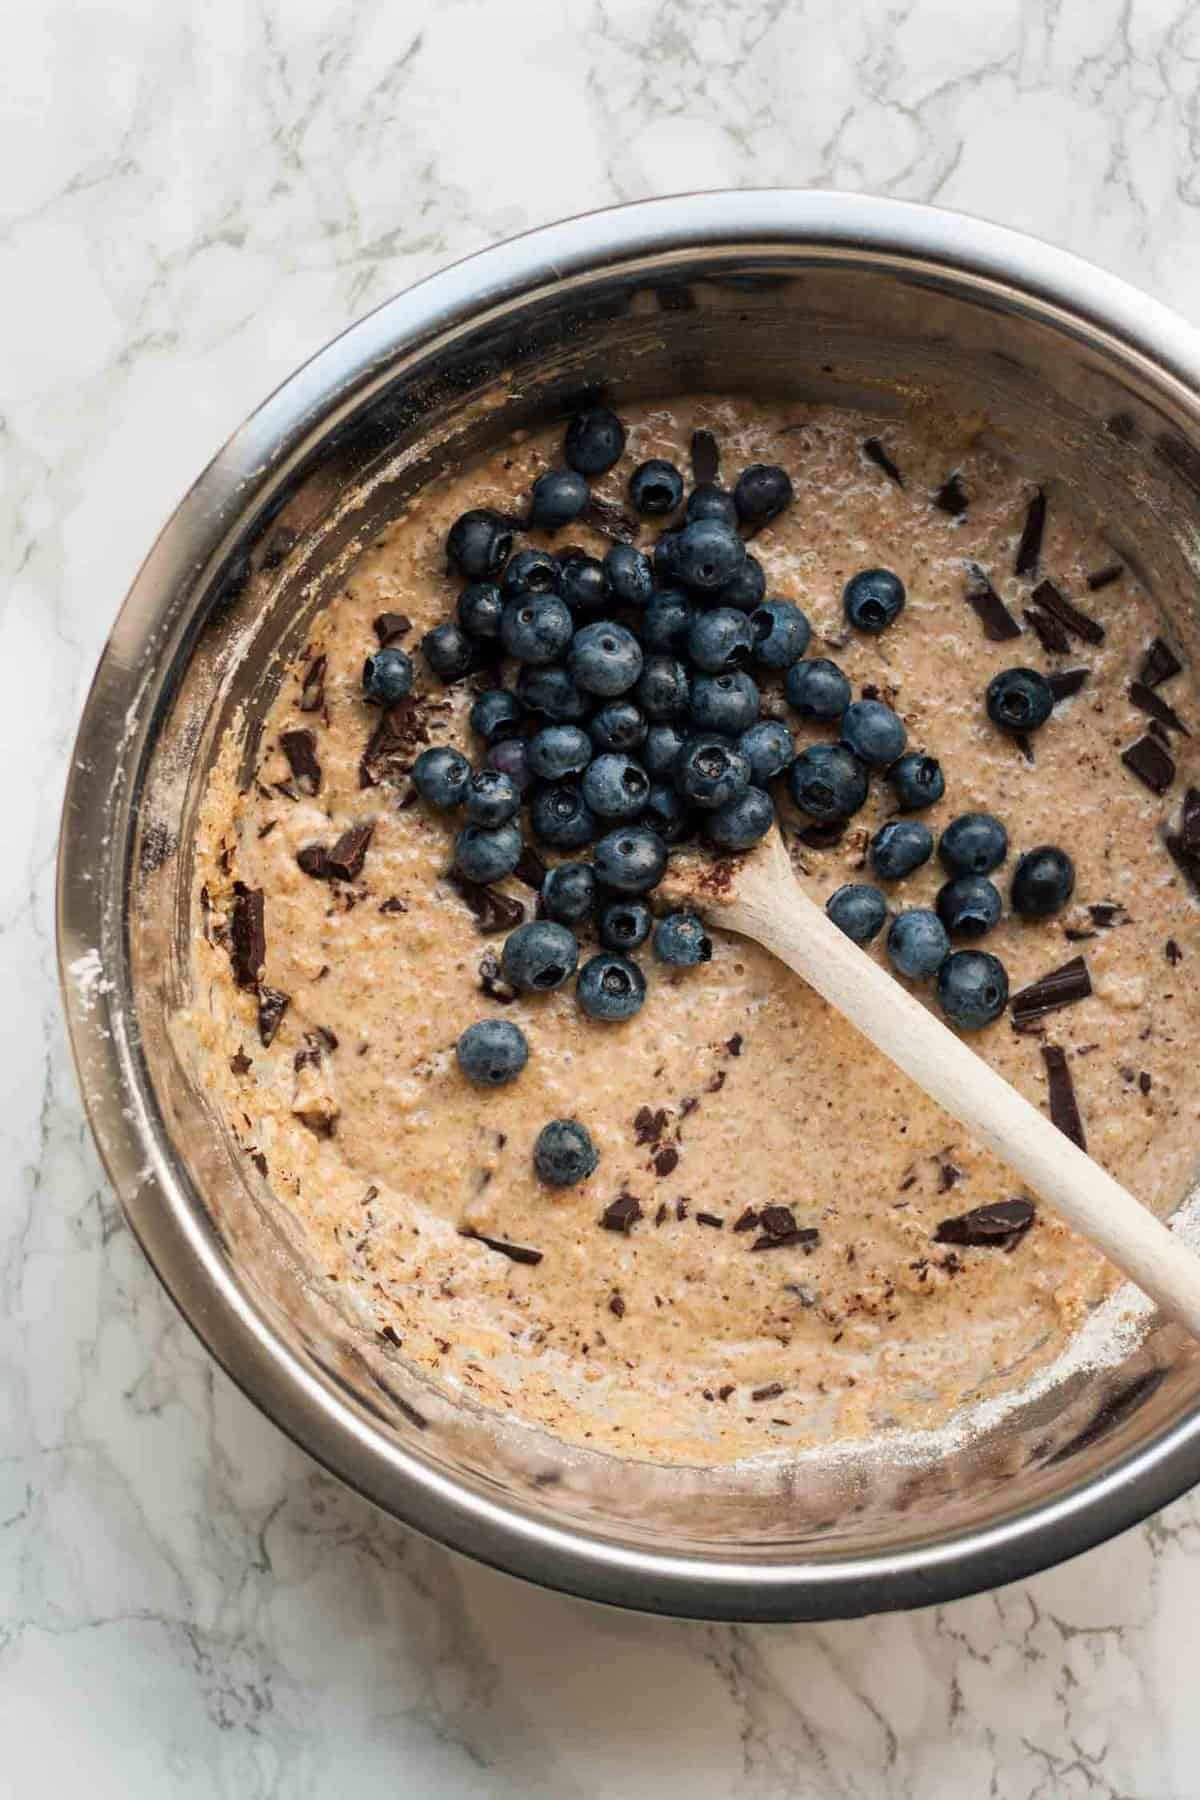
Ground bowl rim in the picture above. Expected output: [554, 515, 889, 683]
[57, 189, 1200, 1620]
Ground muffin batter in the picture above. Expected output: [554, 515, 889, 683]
[182, 397, 1200, 1463]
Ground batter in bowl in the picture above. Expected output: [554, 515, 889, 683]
[181, 396, 1200, 1463]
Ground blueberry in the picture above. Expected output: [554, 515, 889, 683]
[446, 508, 513, 581]
[986, 667, 1055, 734]
[569, 621, 644, 697]
[501, 593, 574, 665]
[1011, 845, 1075, 918]
[465, 768, 521, 827]
[516, 663, 590, 723]
[749, 601, 812, 670]
[362, 645, 414, 706]
[643, 723, 687, 779]
[939, 812, 1009, 877]
[870, 819, 934, 881]
[592, 825, 669, 894]
[502, 548, 560, 600]
[715, 554, 766, 611]
[643, 782, 691, 842]
[675, 736, 751, 810]
[738, 718, 794, 785]
[533, 1117, 599, 1186]
[636, 656, 691, 722]
[783, 657, 851, 721]
[529, 782, 597, 850]
[643, 591, 696, 654]
[690, 670, 760, 735]
[686, 484, 738, 527]
[841, 698, 907, 769]
[936, 950, 1009, 1029]
[888, 752, 945, 813]
[454, 821, 523, 884]
[706, 785, 775, 849]
[653, 911, 712, 966]
[653, 530, 683, 586]
[422, 620, 477, 681]
[937, 875, 1002, 939]
[527, 723, 592, 782]
[629, 459, 684, 516]
[604, 543, 654, 607]
[413, 745, 471, 809]
[887, 909, 950, 980]
[541, 862, 596, 926]
[530, 466, 589, 531]
[559, 552, 607, 614]
[456, 1018, 529, 1087]
[469, 688, 523, 743]
[687, 607, 754, 673]
[577, 952, 647, 1022]
[583, 753, 651, 820]
[486, 737, 533, 794]
[827, 883, 888, 944]
[565, 405, 626, 476]
[844, 567, 906, 634]
[733, 463, 793, 525]
[589, 699, 647, 754]
[673, 519, 746, 593]
[501, 919, 579, 992]
[457, 581, 504, 639]
[598, 899, 652, 951]
[787, 744, 868, 820]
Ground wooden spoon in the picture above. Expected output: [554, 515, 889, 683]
[662, 829, 1200, 1337]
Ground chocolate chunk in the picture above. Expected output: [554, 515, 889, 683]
[460, 1228, 543, 1267]
[248, 1150, 269, 1179]
[513, 846, 548, 891]
[965, 567, 1022, 641]
[298, 654, 327, 713]
[296, 843, 330, 880]
[609, 1293, 626, 1318]
[448, 872, 525, 934]
[326, 822, 374, 882]
[863, 437, 903, 486]
[582, 496, 640, 544]
[1165, 832, 1200, 898]
[932, 471, 968, 516]
[360, 694, 447, 788]
[1087, 563, 1123, 591]
[379, 896, 408, 914]
[679, 1096, 700, 1118]
[1129, 681, 1189, 736]
[751, 1382, 784, 1402]
[257, 985, 290, 1047]
[378, 1323, 402, 1347]
[1023, 606, 1072, 655]
[280, 728, 322, 796]
[1088, 902, 1127, 928]
[1014, 489, 1046, 578]
[1183, 788, 1200, 853]
[695, 1212, 724, 1229]
[230, 1048, 253, 1076]
[726, 1033, 744, 1057]
[1030, 579, 1105, 646]
[690, 429, 720, 485]
[759, 1204, 797, 1239]
[229, 885, 266, 989]
[653, 1147, 679, 1178]
[478, 950, 517, 1003]
[707, 1069, 727, 1094]
[257, 819, 278, 841]
[1063, 928, 1096, 943]
[1011, 956, 1092, 1030]
[602, 1194, 643, 1233]
[1041, 1045, 1086, 1150]
[733, 1206, 759, 1233]
[373, 611, 413, 646]
[938, 1163, 962, 1192]
[655, 1203, 669, 1226]
[675, 1197, 689, 1221]
[1046, 667, 1089, 703]
[1138, 637, 1183, 688]
[796, 820, 846, 849]
[751, 1227, 819, 1252]
[1166, 937, 1182, 965]
[935, 1198, 1036, 1248]
[1121, 734, 1175, 795]
[634, 1106, 668, 1145]
[1139, 1071, 1152, 1095]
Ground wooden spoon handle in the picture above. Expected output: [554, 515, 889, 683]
[726, 861, 1200, 1337]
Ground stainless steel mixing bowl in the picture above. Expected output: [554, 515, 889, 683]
[58, 192, 1200, 1619]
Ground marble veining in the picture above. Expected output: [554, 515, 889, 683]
[5, 0, 1200, 1793]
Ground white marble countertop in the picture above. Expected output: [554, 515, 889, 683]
[6, 1, 1200, 1793]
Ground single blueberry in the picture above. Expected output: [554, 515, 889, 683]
[598, 899, 652, 951]
[643, 782, 691, 842]
[653, 911, 712, 966]
[749, 600, 812, 670]
[787, 744, 869, 821]
[629, 459, 684, 516]
[841, 698, 908, 769]
[673, 519, 746, 593]
[576, 952, 647, 1022]
[738, 718, 794, 786]
[652, 529, 683, 586]
[589, 699, 647, 754]
[516, 663, 590, 723]
[558, 552, 608, 614]
[687, 607, 755, 673]
[362, 645, 414, 706]
[486, 736, 533, 794]
[469, 688, 523, 744]
[843, 567, 906, 634]
[582, 753, 651, 820]
[569, 620, 644, 697]
[706, 785, 775, 850]
[690, 670, 760, 734]
[643, 590, 696, 653]
[456, 1018, 529, 1087]
[412, 745, 471, 809]
[636, 655, 691, 721]
[592, 825, 669, 894]
[565, 405, 626, 476]
[675, 736, 752, 811]
[604, 542, 655, 608]
[501, 919, 579, 992]
[937, 950, 1010, 1029]
[870, 819, 934, 881]
[501, 548, 561, 600]
[1011, 845, 1075, 917]
[986, 667, 1055, 734]
[888, 752, 945, 813]
[446, 508, 513, 581]
[530, 466, 589, 531]
[936, 875, 1003, 939]
[733, 463, 793, 524]
[887, 908, 950, 980]
[827, 883, 888, 944]
[422, 621, 477, 681]
[939, 813, 1009, 877]
[501, 593, 574, 665]
[541, 862, 596, 926]
[529, 782, 597, 850]
[686, 484, 738, 527]
[465, 767, 521, 827]
[457, 581, 504, 639]
[783, 657, 851, 721]
[715, 553, 766, 611]
[527, 723, 593, 783]
[454, 821, 524, 884]
[643, 723, 687, 779]
[533, 1117, 599, 1185]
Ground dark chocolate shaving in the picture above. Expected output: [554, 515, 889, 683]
[1011, 956, 1092, 1030]
[513, 846, 548, 892]
[230, 1049, 252, 1076]
[1129, 682, 1190, 736]
[1046, 668, 1089, 703]
[326, 822, 374, 882]
[609, 1293, 626, 1318]
[248, 1150, 269, 1179]
[602, 1193, 643, 1233]
[695, 1212, 724, 1229]
[759, 1205, 797, 1239]
[863, 437, 903, 486]
[1139, 1071, 1152, 1096]
[935, 1198, 1035, 1248]
[379, 896, 408, 914]
[726, 1034, 743, 1057]
[964, 567, 1022, 641]
[229, 886, 266, 989]
[932, 471, 968, 516]
[752, 1227, 819, 1253]
[1087, 563, 1123, 591]
[360, 695, 445, 788]
[1121, 734, 1175, 795]
[653, 1147, 679, 1178]
[1182, 788, 1200, 854]
[448, 874, 525, 935]
[257, 985, 290, 1047]
[1088, 902, 1127, 928]
[296, 843, 330, 880]
[1042, 1045, 1086, 1150]
[1165, 833, 1200, 899]
[298, 654, 326, 713]
[733, 1206, 759, 1233]
[1166, 937, 1183, 965]
[634, 1106, 669, 1146]
[1030, 579, 1105, 646]
[460, 1228, 543, 1267]
[796, 820, 846, 850]
[582, 496, 640, 544]
[280, 729, 321, 796]
[1023, 606, 1071, 655]
[751, 1382, 785, 1403]
[690, 429, 720, 485]
[378, 1323, 402, 1348]
[1014, 489, 1046, 578]
[373, 612, 413, 646]
[1138, 637, 1183, 688]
